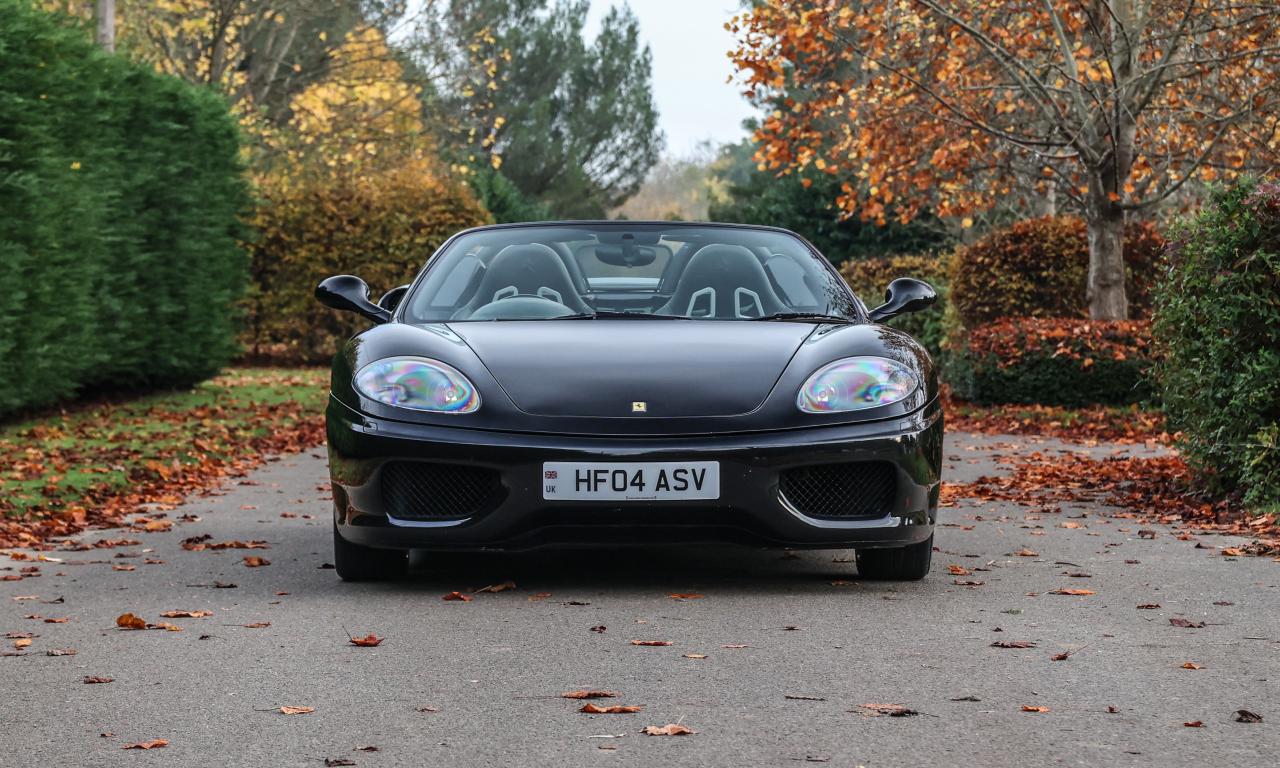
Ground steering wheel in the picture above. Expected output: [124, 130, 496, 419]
[462, 295, 577, 320]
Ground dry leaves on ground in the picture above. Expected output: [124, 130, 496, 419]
[121, 739, 168, 750]
[561, 691, 619, 699]
[641, 724, 694, 736]
[279, 706, 315, 715]
[580, 703, 642, 714]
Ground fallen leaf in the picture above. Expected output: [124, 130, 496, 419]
[115, 613, 147, 630]
[1050, 651, 1072, 661]
[630, 640, 672, 646]
[42, 617, 69, 623]
[991, 641, 1036, 649]
[1137, 603, 1161, 609]
[668, 593, 704, 600]
[855, 703, 919, 717]
[12, 638, 32, 649]
[112, 565, 136, 572]
[721, 643, 749, 649]
[242, 556, 270, 568]
[355, 746, 379, 752]
[947, 565, 971, 576]
[243, 622, 271, 629]
[279, 706, 314, 715]
[349, 634, 383, 647]
[1182, 662, 1203, 670]
[1014, 548, 1039, 557]
[121, 739, 168, 750]
[83, 676, 113, 684]
[561, 691, 619, 699]
[416, 705, 440, 713]
[159, 610, 213, 618]
[950, 695, 981, 702]
[1184, 720, 1204, 727]
[1235, 709, 1262, 723]
[785, 694, 827, 701]
[442, 591, 473, 602]
[46, 648, 76, 656]
[1049, 588, 1095, 596]
[953, 579, 985, 586]
[590, 625, 607, 633]
[528, 592, 552, 601]
[1170, 618, 1206, 628]
[683, 653, 708, 659]
[1221, 547, 1243, 557]
[475, 580, 516, 594]
[324, 759, 356, 767]
[580, 703, 642, 714]
[1022, 705, 1050, 713]
[641, 724, 694, 736]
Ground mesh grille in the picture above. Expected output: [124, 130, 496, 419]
[779, 462, 897, 520]
[381, 461, 504, 521]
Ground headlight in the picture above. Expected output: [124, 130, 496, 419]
[354, 357, 480, 413]
[797, 356, 917, 413]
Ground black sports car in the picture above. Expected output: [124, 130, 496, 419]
[317, 221, 942, 581]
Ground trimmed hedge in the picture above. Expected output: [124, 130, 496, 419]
[949, 216, 1164, 327]
[244, 157, 490, 363]
[840, 253, 950, 357]
[1153, 179, 1280, 510]
[0, 0, 248, 417]
[949, 318, 1153, 406]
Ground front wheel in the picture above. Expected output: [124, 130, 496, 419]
[333, 523, 409, 582]
[856, 535, 933, 581]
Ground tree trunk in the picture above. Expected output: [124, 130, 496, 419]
[96, 0, 115, 53]
[1085, 190, 1128, 320]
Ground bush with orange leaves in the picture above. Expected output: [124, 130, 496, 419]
[950, 318, 1154, 406]
[241, 27, 491, 363]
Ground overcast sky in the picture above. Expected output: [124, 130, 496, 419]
[586, 0, 755, 156]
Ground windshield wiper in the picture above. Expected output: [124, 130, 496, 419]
[558, 311, 687, 320]
[750, 312, 855, 324]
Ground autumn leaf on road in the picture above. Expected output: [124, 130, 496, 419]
[115, 613, 147, 630]
[668, 593, 704, 600]
[348, 634, 383, 647]
[1170, 618, 1207, 628]
[855, 703, 919, 717]
[641, 724, 694, 736]
[1235, 710, 1262, 723]
[1182, 662, 1204, 670]
[279, 706, 315, 715]
[947, 565, 971, 576]
[991, 641, 1036, 649]
[630, 640, 672, 646]
[242, 556, 270, 568]
[475, 580, 516, 594]
[159, 610, 213, 618]
[121, 739, 168, 750]
[1184, 720, 1204, 727]
[1049, 588, 1095, 596]
[561, 691, 619, 699]
[580, 703, 642, 714]
[442, 591, 473, 602]
[83, 676, 113, 684]
[1022, 705, 1050, 713]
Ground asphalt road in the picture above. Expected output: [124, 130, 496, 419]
[1, 432, 1276, 767]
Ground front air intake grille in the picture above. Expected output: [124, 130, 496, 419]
[380, 461, 504, 521]
[779, 461, 897, 520]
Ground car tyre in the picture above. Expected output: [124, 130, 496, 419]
[333, 523, 409, 582]
[856, 535, 933, 581]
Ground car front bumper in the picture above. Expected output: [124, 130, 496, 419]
[327, 396, 943, 551]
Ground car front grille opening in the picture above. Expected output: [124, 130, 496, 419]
[380, 461, 504, 521]
[779, 461, 897, 520]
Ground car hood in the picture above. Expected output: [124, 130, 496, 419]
[448, 320, 814, 418]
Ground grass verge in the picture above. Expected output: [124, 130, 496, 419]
[0, 368, 327, 549]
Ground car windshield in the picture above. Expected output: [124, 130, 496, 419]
[401, 223, 860, 323]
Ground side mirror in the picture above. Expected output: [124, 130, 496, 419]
[378, 284, 411, 312]
[868, 277, 937, 323]
[315, 275, 391, 324]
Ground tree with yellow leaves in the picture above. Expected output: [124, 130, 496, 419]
[731, 1, 1280, 319]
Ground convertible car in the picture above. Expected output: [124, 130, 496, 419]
[317, 222, 942, 581]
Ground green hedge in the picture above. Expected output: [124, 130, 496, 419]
[840, 253, 950, 357]
[1153, 179, 1280, 510]
[0, 0, 248, 418]
[949, 318, 1154, 406]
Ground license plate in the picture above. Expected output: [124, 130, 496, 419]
[541, 461, 720, 501]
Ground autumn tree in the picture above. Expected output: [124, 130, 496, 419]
[731, 1, 1280, 318]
